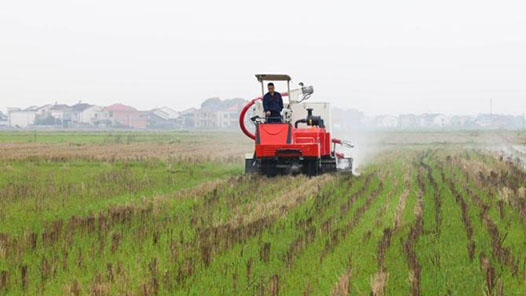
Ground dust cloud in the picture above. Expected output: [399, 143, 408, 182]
[332, 128, 386, 175]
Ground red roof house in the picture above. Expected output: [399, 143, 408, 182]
[103, 104, 147, 128]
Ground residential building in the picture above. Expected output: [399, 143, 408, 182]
[374, 115, 399, 128]
[180, 108, 197, 129]
[449, 115, 474, 129]
[217, 104, 244, 129]
[103, 104, 147, 128]
[70, 103, 91, 123]
[153, 107, 180, 120]
[474, 114, 519, 129]
[0, 111, 7, 127]
[8, 106, 38, 128]
[71, 103, 103, 125]
[421, 113, 449, 128]
[217, 110, 238, 128]
[194, 110, 218, 128]
[48, 104, 74, 126]
[398, 114, 423, 129]
[148, 107, 180, 128]
[186, 98, 247, 129]
[34, 104, 53, 119]
[33, 104, 66, 126]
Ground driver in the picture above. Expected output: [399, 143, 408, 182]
[263, 82, 284, 123]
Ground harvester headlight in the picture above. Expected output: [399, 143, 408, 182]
[301, 85, 314, 96]
[298, 84, 314, 102]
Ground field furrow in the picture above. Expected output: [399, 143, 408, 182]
[403, 162, 425, 296]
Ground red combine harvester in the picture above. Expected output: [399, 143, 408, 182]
[240, 74, 353, 176]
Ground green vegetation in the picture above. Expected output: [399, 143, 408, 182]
[0, 131, 525, 295]
[0, 160, 241, 234]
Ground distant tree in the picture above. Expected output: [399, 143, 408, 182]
[224, 98, 246, 108]
[201, 97, 247, 111]
[201, 97, 222, 110]
[34, 116, 60, 126]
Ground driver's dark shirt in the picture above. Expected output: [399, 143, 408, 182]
[263, 92, 283, 117]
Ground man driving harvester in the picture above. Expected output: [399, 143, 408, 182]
[263, 82, 284, 123]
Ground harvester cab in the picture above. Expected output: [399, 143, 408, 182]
[240, 74, 353, 176]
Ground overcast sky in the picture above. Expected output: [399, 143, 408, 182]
[1, 0, 526, 115]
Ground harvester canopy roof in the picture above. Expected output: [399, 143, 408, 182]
[255, 74, 291, 82]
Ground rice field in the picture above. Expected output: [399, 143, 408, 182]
[0, 130, 525, 295]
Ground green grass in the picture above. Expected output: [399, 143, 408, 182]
[0, 159, 242, 234]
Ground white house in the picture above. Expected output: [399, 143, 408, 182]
[82, 105, 103, 125]
[432, 114, 450, 127]
[8, 106, 38, 128]
[374, 115, 399, 128]
[217, 104, 243, 129]
[0, 111, 7, 127]
[180, 108, 197, 128]
[48, 104, 73, 123]
[34, 104, 53, 118]
[153, 107, 180, 120]
[71, 103, 103, 125]
[422, 113, 450, 128]
[217, 110, 238, 128]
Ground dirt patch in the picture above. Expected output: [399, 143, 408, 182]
[331, 257, 353, 296]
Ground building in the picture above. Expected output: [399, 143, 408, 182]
[194, 110, 218, 128]
[8, 106, 39, 128]
[32, 104, 68, 126]
[182, 98, 248, 129]
[103, 104, 147, 128]
[71, 103, 103, 126]
[374, 115, 399, 129]
[153, 107, 180, 120]
[34, 104, 53, 119]
[70, 103, 92, 123]
[180, 108, 197, 128]
[148, 107, 180, 128]
[421, 113, 449, 128]
[217, 110, 238, 128]
[0, 111, 7, 127]
[47, 104, 75, 126]
[449, 115, 474, 129]
[474, 114, 520, 129]
[398, 114, 423, 129]
[217, 104, 244, 129]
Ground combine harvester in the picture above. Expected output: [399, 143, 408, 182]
[240, 74, 353, 176]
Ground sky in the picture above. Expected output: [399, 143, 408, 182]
[1, 0, 526, 115]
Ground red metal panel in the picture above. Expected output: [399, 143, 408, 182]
[257, 124, 290, 145]
[255, 123, 332, 158]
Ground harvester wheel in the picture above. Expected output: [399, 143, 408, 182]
[261, 161, 278, 177]
[304, 159, 320, 176]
